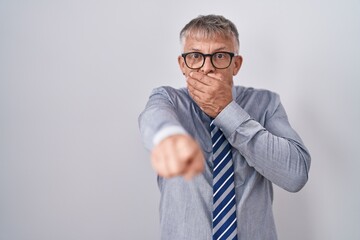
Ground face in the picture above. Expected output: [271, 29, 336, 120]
[178, 34, 243, 85]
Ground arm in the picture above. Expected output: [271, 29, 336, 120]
[138, 87, 204, 179]
[138, 87, 184, 150]
[187, 72, 311, 192]
[215, 100, 311, 192]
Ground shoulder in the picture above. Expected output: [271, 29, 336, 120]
[234, 85, 280, 107]
[151, 86, 187, 96]
[150, 86, 189, 102]
[233, 86, 282, 120]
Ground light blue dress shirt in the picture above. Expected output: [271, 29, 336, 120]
[138, 86, 311, 240]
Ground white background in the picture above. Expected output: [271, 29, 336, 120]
[1, 0, 359, 239]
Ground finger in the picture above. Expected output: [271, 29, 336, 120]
[193, 150, 205, 172]
[188, 88, 208, 109]
[191, 72, 222, 84]
[187, 77, 210, 91]
[189, 149, 204, 173]
[182, 156, 196, 180]
[206, 73, 222, 81]
[151, 149, 169, 178]
[187, 84, 205, 100]
[188, 72, 212, 86]
[183, 164, 198, 180]
[183, 152, 204, 180]
[166, 153, 185, 177]
[189, 85, 214, 104]
[188, 71, 205, 81]
[187, 79, 213, 102]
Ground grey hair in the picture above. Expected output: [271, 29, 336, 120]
[180, 15, 240, 53]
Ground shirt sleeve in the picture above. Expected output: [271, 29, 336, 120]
[138, 87, 186, 150]
[214, 100, 311, 192]
[153, 125, 188, 145]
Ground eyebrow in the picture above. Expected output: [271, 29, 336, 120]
[189, 46, 228, 52]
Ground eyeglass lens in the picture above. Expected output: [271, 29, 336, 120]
[185, 52, 232, 69]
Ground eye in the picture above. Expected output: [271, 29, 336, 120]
[189, 53, 202, 59]
[214, 53, 225, 59]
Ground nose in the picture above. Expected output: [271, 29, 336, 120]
[200, 56, 215, 74]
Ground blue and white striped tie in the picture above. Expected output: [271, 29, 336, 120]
[210, 119, 238, 240]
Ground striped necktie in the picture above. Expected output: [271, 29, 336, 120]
[210, 119, 238, 240]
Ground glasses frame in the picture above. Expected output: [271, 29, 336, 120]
[181, 51, 236, 70]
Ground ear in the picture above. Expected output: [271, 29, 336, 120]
[178, 55, 187, 75]
[232, 55, 243, 76]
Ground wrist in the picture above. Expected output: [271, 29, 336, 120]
[153, 125, 188, 146]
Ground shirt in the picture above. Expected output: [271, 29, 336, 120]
[138, 85, 311, 240]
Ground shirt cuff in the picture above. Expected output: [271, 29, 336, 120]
[214, 101, 251, 137]
[153, 126, 188, 146]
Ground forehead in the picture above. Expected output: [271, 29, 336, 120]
[183, 34, 236, 52]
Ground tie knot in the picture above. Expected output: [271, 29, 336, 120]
[209, 116, 215, 122]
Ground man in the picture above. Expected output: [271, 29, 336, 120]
[138, 15, 311, 240]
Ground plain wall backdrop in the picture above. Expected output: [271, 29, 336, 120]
[1, 0, 359, 239]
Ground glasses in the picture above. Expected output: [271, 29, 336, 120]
[181, 51, 235, 69]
